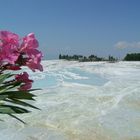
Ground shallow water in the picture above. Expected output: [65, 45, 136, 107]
[0, 60, 140, 140]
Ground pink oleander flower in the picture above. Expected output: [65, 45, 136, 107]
[19, 83, 33, 91]
[0, 31, 19, 64]
[0, 31, 43, 72]
[5, 65, 21, 70]
[19, 33, 43, 71]
[25, 49, 43, 71]
[20, 33, 39, 51]
[0, 31, 19, 46]
[15, 72, 33, 90]
[0, 44, 19, 64]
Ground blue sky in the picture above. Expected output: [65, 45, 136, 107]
[0, 0, 140, 59]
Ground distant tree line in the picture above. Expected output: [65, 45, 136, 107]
[59, 54, 117, 62]
[59, 53, 140, 62]
[124, 53, 140, 61]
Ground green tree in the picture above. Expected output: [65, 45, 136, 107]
[59, 54, 62, 59]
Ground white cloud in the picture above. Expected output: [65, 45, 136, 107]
[115, 41, 140, 49]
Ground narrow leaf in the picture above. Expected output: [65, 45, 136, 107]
[0, 105, 30, 114]
[5, 99, 40, 110]
[0, 73, 13, 84]
[8, 114, 26, 124]
[0, 95, 8, 100]
[0, 91, 35, 100]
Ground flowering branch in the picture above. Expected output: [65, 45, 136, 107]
[0, 30, 43, 123]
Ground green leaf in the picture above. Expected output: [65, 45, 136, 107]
[0, 95, 8, 100]
[0, 85, 14, 93]
[11, 81, 21, 88]
[0, 105, 15, 114]
[0, 105, 30, 114]
[0, 85, 9, 91]
[0, 81, 22, 92]
[0, 91, 36, 100]
[0, 73, 13, 84]
[8, 114, 26, 124]
[4, 99, 40, 110]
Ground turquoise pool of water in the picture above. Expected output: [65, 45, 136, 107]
[32, 68, 108, 89]
[65, 68, 108, 86]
